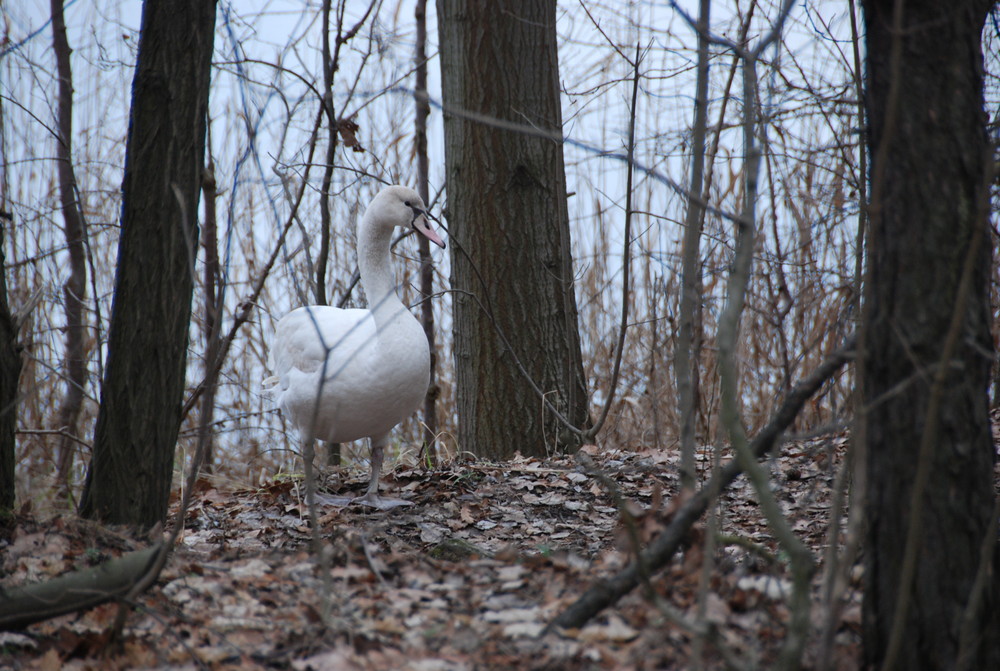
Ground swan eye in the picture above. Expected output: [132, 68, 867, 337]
[404, 200, 412, 207]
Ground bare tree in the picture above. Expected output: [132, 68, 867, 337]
[414, 0, 438, 463]
[50, 0, 90, 497]
[437, 0, 590, 459]
[861, 1, 999, 668]
[79, 0, 217, 527]
[676, 0, 712, 491]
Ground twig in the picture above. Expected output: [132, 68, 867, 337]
[398, 86, 744, 229]
[17, 427, 91, 449]
[584, 41, 643, 441]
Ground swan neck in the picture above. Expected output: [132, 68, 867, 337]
[358, 222, 401, 317]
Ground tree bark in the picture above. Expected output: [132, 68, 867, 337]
[437, 0, 589, 459]
[0, 225, 21, 514]
[79, 0, 217, 528]
[861, 1, 999, 668]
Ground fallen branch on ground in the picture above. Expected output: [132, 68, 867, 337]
[547, 334, 856, 632]
[0, 544, 161, 631]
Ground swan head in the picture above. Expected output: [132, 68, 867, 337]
[365, 185, 446, 249]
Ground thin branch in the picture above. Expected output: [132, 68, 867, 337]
[406, 86, 745, 229]
[584, 42, 643, 441]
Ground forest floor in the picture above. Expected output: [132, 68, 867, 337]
[5, 416, 965, 670]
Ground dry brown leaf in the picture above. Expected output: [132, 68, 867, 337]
[337, 118, 365, 153]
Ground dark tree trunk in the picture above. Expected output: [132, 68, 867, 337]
[79, 0, 217, 528]
[415, 0, 438, 463]
[437, 0, 589, 459]
[50, 0, 90, 496]
[0, 225, 22, 514]
[861, 1, 999, 669]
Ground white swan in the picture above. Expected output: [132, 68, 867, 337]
[266, 185, 445, 509]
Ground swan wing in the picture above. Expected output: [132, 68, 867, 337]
[267, 305, 376, 391]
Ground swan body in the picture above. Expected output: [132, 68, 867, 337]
[269, 303, 429, 443]
[266, 185, 445, 508]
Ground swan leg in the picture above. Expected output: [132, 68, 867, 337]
[354, 433, 412, 509]
[366, 435, 386, 499]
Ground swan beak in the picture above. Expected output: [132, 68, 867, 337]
[412, 210, 446, 249]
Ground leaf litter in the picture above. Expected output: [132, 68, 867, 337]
[0, 430, 878, 670]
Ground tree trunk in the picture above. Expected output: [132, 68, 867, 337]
[861, 1, 999, 669]
[0, 224, 22, 514]
[415, 0, 438, 463]
[437, 0, 589, 459]
[79, 0, 217, 528]
[676, 0, 711, 491]
[50, 0, 90, 496]
[315, 0, 338, 307]
[199, 160, 220, 473]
